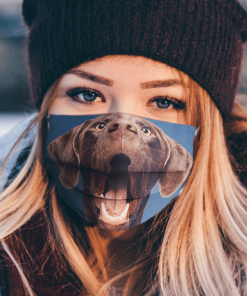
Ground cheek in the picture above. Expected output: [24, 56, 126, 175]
[48, 97, 67, 115]
[176, 110, 188, 125]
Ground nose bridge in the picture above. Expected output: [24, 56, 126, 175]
[108, 117, 137, 134]
[108, 93, 137, 115]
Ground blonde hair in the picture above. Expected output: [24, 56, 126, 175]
[1, 69, 247, 296]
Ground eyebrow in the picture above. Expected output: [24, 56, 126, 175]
[66, 69, 183, 89]
[140, 79, 183, 89]
[66, 69, 114, 86]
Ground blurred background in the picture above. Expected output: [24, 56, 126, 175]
[0, 0, 33, 137]
[0, 0, 247, 137]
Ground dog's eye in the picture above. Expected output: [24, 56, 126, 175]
[142, 127, 152, 136]
[95, 123, 106, 130]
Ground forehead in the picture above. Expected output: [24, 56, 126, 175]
[64, 55, 181, 83]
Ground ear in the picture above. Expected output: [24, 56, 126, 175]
[47, 123, 88, 189]
[158, 137, 193, 198]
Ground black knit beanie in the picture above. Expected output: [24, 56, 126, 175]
[22, 0, 247, 119]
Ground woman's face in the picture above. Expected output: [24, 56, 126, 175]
[49, 55, 187, 124]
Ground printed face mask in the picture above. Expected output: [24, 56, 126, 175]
[44, 113, 195, 230]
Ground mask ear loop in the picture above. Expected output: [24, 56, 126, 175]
[37, 113, 49, 163]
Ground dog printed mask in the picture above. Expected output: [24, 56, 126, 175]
[45, 113, 195, 230]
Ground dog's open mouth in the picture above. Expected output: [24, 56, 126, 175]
[82, 153, 157, 228]
[93, 153, 138, 225]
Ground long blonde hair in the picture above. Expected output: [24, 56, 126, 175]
[1, 68, 247, 296]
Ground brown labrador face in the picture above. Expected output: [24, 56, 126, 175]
[47, 113, 193, 230]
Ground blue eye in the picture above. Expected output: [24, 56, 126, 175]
[66, 87, 102, 103]
[77, 90, 98, 102]
[155, 99, 171, 109]
[153, 97, 185, 110]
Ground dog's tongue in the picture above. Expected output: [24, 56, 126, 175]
[99, 153, 131, 224]
[104, 154, 131, 214]
[104, 173, 129, 213]
[99, 173, 130, 225]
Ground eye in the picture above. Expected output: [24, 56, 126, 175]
[141, 127, 152, 136]
[66, 87, 103, 103]
[152, 97, 185, 110]
[78, 91, 98, 102]
[155, 99, 171, 109]
[95, 123, 106, 130]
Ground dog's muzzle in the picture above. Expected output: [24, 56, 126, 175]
[45, 113, 195, 230]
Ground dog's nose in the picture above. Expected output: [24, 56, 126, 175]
[108, 118, 138, 135]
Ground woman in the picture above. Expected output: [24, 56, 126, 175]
[0, 0, 247, 295]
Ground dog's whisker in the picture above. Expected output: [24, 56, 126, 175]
[148, 149, 166, 153]
[140, 151, 152, 165]
[141, 143, 166, 152]
[81, 147, 95, 154]
[142, 146, 166, 154]
[141, 152, 160, 167]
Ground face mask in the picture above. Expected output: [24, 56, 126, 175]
[44, 113, 195, 230]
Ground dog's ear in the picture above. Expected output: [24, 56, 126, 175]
[159, 137, 193, 198]
[47, 122, 89, 189]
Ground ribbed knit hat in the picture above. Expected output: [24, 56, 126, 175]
[22, 0, 247, 119]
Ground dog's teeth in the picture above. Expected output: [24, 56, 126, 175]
[101, 202, 107, 214]
[119, 203, 129, 219]
[100, 194, 104, 197]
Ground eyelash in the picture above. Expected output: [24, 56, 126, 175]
[149, 96, 185, 112]
[66, 87, 104, 104]
[65, 87, 186, 111]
